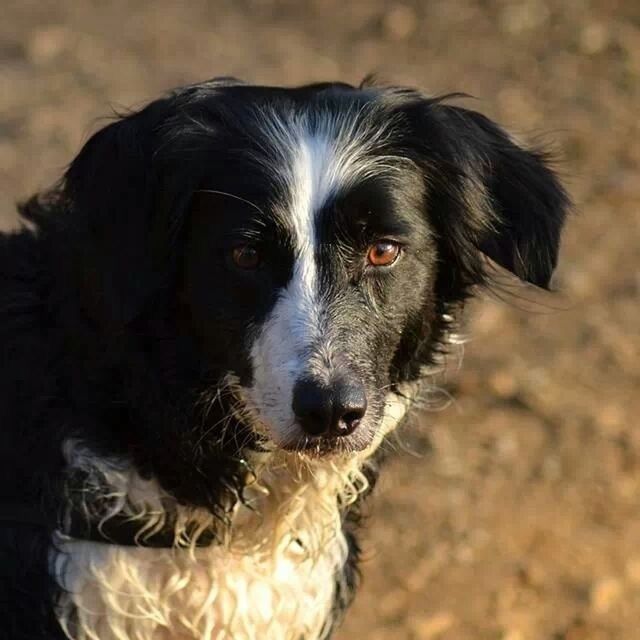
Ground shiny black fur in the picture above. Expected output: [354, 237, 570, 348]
[0, 78, 568, 639]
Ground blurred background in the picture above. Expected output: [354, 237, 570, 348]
[1, 1, 638, 638]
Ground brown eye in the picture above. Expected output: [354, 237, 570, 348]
[367, 240, 401, 267]
[231, 244, 261, 270]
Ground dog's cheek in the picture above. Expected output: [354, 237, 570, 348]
[370, 283, 436, 387]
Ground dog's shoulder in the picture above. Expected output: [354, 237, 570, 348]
[0, 226, 51, 439]
[0, 228, 69, 639]
[0, 221, 72, 508]
[0, 227, 47, 443]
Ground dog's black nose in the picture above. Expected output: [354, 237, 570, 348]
[292, 377, 367, 438]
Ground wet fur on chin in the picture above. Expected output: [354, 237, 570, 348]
[52, 389, 416, 640]
[0, 78, 568, 639]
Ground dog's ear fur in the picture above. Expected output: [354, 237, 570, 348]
[406, 99, 570, 296]
[64, 107, 159, 326]
[62, 97, 192, 327]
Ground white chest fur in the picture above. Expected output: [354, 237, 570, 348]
[54, 519, 346, 640]
[53, 459, 359, 640]
[52, 391, 415, 640]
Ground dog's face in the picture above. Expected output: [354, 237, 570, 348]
[61, 79, 567, 498]
[182, 123, 435, 454]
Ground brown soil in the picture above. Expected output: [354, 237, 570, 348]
[1, 2, 638, 638]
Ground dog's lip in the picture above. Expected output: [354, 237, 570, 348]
[245, 435, 342, 457]
[277, 434, 369, 457]
[245, 438, 273, 453]
[239, 414, 371, 457]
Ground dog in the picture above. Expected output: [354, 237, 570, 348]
[0, 78, 568, 640]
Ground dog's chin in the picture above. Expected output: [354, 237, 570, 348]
[245, 427, 374, 460]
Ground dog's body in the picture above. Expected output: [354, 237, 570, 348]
[0, 79, 568, 639]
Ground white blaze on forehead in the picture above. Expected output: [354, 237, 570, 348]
[286, 131, 363, 341]
[248, 108, 399, 444]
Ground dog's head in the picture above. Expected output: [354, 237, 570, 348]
[55, 79, 567, 499]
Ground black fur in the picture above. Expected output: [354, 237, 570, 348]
[0, 78, 568, 639]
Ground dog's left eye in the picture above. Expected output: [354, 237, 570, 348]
[366, 240, 401, 267]
[231, 244, 262, 270]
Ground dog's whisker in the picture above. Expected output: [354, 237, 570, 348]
[194, 189, 267, 218]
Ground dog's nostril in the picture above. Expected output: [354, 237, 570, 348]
[337, 410, 364, 435]
[292, 377, 367, 438]
[334, 391, 367, 436]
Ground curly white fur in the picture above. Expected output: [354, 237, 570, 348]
[51, 387, 417, 640]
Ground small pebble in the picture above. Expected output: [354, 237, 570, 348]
[411, 612, 455, 638]
[383, 5, 417, 41]
[590, 577, 623, 614]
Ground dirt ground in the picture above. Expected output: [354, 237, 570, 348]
[1, 1, 639, 638]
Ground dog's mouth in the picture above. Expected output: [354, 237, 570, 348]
[243, 431, 367, 458]
[244, 436, 274, 453]
[237, 415, 372, 459]
[278, 433, 370, 457]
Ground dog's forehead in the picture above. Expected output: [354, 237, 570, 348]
[189, 88, 424, 252]
[240, 98, 404, 233]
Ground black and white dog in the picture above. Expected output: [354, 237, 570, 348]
[0, 78, 568, 640]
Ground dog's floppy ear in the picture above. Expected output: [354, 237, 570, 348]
[414, 100, 570, 292]
[63, 101, 171, 327]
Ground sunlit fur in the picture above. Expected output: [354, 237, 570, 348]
[53, 387, 417, 640]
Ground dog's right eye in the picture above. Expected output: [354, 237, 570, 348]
[231, 244, 262, 270]
[366, 240, 401, 268]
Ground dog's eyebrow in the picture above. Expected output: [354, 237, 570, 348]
[194, 189, 266, 217]
[194, 188, 294, 239]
